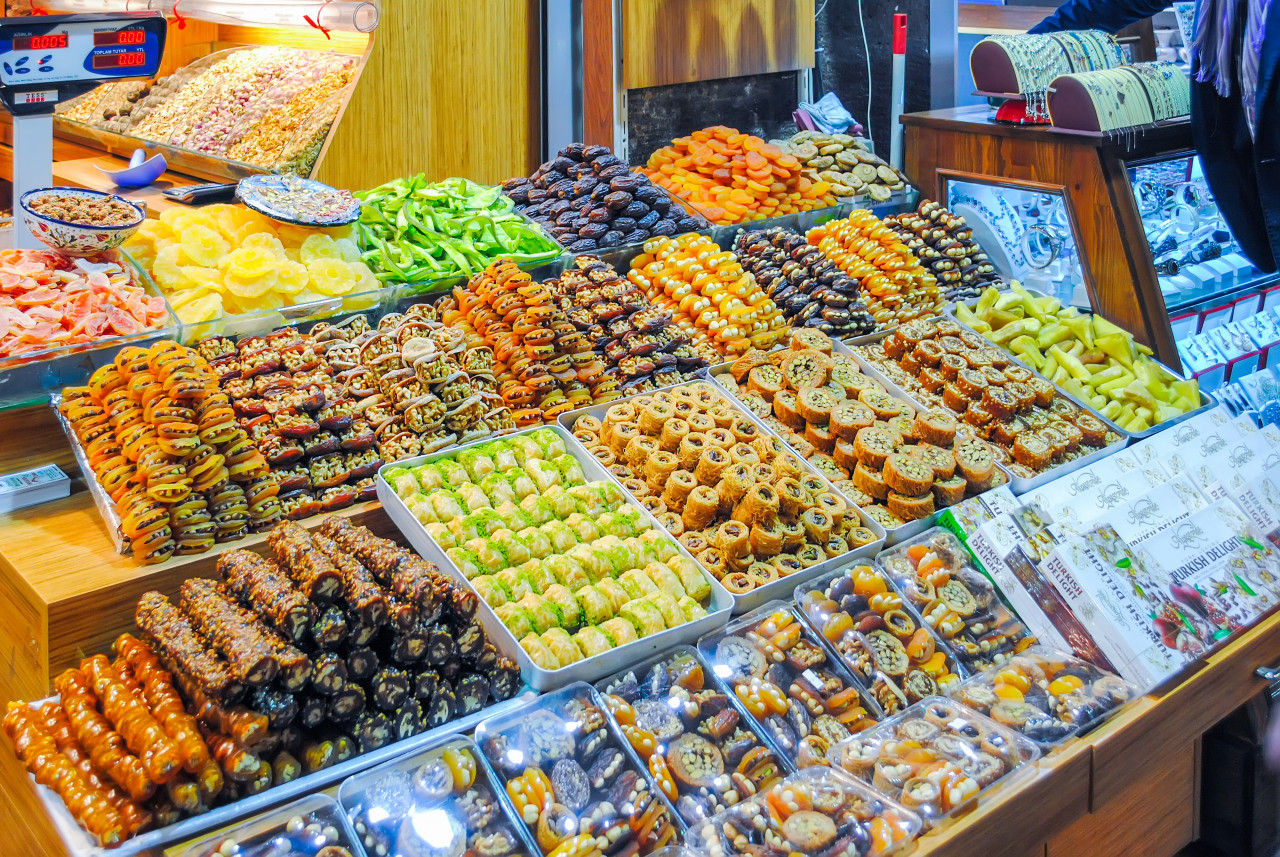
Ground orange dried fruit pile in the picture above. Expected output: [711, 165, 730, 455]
[642, 125, 838, 225]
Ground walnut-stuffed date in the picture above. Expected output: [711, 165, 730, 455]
[389, 626, 428, 666]
[426, 627, 457, 665]
[327, 682, 366, 724]
[115, 634, 211, 775]
[179, 579, 280, 687]
[312, 652, 348, 695]
[52, 669, 155, 802]
[311, 531, 389, 628]
[370, 666, 410, 711]
[250, 687, 298, 731]
[354, 711, 394, 754]
[245, 759, 273, 796]
[165, 773, 200, 812]
[136, 591, 240, 702]
[490, 656, 521, 702]
[298, 696, 327, 731]
[268, 521, 342, 602]
[216, 550, 311, 643]
[82, 654, 181, 784]
[394, 699, 423, 740]
[345, 645, 379, 683]
[267, 631, 313, 693]
[311, 602, 349, 650]
[3, 704, 127, 848]
[456, 674, 491, 715]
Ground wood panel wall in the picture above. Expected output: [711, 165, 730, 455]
[621, 0, 814, 89]
[318, 0, 543, 190]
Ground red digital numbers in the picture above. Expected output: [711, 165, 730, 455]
[93, 29, 146, 47]
[91, 51, 147, 70]
[13, 33, 68, 51]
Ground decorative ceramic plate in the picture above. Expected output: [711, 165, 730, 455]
[237, 174, 360, 227]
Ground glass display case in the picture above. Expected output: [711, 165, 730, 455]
[943, 176, 1088, 308]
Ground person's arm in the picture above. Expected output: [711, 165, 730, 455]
[1027, 0, 1172, 34]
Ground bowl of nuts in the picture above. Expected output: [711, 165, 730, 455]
[19, 187, 146, 256]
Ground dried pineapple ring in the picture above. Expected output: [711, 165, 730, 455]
[299, 233, 342, 264]
[307, 259, 357, 296]
[221, 246, 275, 279]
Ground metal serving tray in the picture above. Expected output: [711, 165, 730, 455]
[375, 424, 734, 691]
[841, 326, 1129, 495]
[944, 291, 1219, 439]
[33, 690, 535, 857]
[702, 350, 1011, 548]
[50, 392, 127, 553]
[557, 381, 887, 614]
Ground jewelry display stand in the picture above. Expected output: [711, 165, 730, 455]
[902, 106, 1280, 372]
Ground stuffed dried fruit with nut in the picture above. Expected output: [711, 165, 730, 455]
[697, 602, 883, 769]
[875, 528, 1031, 673]
[828, 697, 1038, 827]
[596, 646, 785, 825]
[504, 143, 707, 253]
[948, 645, 1137, 746]
[733, 227, 877, 340]
[685, 767, 922, 857]
[476, 683, 680, 857]
[795, 563, 966, 716]
[341, 737, 532, 857]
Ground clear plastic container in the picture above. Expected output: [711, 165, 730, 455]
[595, 645, 790, 826]
[683, 766, 922, 857]
[946, 645, 1139, 747]
[874, 527, 1030, 673]
[180, 793, 362, 857]
[793, 562, 967, 717]
[338, 734, 536, 857]
[473, 681, 682, 854]
[696, 600, 884, 769]
[828, 696, 1040, 828]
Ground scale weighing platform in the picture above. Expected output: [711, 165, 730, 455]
[0, 12, 165, 247]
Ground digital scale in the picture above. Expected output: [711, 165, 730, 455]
[0, 12, 165, 246]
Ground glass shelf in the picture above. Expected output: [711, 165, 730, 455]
[942, 177, 1088, 308]
[1129, 154, 1270, 310]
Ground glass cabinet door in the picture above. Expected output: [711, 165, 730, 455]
[943, 177, 1088, 308]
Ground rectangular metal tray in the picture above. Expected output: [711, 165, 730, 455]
[841, 326, 1130, 495]
[375, 424, 734, 691]
[50, 392, 126, 553]
[702, 348, 1012, 548]
[556, 381, 887, 614]
[943, 291, 1219, 439]
[33, 690, 535, 857]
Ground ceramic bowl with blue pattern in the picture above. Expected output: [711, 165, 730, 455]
[19, 187, 145, 257]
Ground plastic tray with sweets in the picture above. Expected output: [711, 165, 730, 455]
[180, 794, 361, 857]
[376, 424, 733, 691]
[792, 562, 968, 718]
[696, 600, 886, 769]
[945, 644, 1139, 747]
[474, 681, 684, 854]
[943, 289, 1218, 440]
[705, 337, 1011, 547]
[706, 193, 921, 249]
[32, 689, 535, 857]
[841, 321, 1128, 495]
[683, 765, 922, 857]
[827, 696, 1039, 829]
[874, 526, 1032, 674]
[338, 734, 537, 857]
[557, 380, 887, 615]
[594, 645, 792, 827]
[0, 252, 179, 411]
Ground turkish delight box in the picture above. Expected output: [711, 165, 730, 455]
[1228, 464, 1280, 547]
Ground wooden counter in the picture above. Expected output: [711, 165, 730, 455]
[1, 397, 1277, 855]
[902, 105, 1188, 370]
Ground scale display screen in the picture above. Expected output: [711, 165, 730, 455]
[12, 34, 68, 51]
[93, 29, 146, 47]
[0, 13, 165, 90]
[90, 51, 146, 70]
